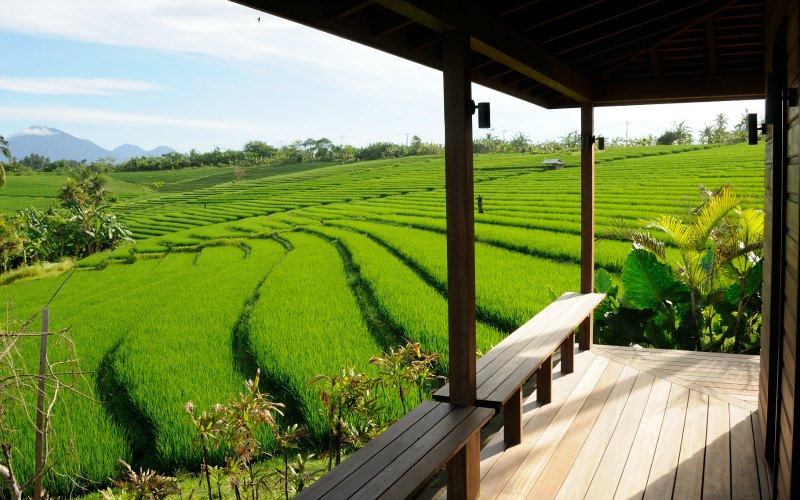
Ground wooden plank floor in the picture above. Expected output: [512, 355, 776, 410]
[475, 345, 769, 499]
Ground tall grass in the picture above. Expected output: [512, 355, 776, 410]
[245, 232, 388, 444]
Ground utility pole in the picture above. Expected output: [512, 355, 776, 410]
[405, 133, 410, 147]
[625, 122, 629, 146]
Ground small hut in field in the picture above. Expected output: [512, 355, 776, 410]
[542, 158, 564, 170]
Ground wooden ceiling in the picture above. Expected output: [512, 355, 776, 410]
[232, 0, 765, 108]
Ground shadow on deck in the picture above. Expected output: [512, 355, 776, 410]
[428, 345, 768, 499]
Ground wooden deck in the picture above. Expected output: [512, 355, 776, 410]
[472, 344, 769, 499]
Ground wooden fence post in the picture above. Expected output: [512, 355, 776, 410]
[33, 307, 49, 500]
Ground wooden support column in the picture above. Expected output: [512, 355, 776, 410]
[503, 388, 523, 447]
[442, 30, 479, 499]
[579, 103, 595, 350]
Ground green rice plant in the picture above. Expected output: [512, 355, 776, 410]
[306, 225, 504, 373]
[327, 219, 580, 331]
[245, 232, 390, 444]
[111, 241, 287, 471]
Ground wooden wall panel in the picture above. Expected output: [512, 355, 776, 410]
[777, 0, 799, 494]
[762, 0, 800, 497]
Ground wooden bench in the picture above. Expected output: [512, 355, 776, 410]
[433, 292, 605, 447]
[296, 401, 494, 499]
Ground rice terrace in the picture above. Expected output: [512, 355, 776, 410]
[0, 141, 765, 496]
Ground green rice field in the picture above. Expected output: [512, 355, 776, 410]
[0, 143, 764, 495]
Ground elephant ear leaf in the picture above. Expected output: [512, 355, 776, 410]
[594, 268, 614, 294]
[622, 249, 687, 310]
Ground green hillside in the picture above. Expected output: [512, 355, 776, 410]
[0, 143, 764, 495]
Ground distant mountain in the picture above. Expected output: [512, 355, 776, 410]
[6, 126, 175, 164]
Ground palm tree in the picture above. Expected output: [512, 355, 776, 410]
[713, 113, 728, 143]
[0, 135, 11, 187]
[671, 120, 693, 144]
[699, 124, 714, 144]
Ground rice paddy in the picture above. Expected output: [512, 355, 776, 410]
[0, 142, 764, 495]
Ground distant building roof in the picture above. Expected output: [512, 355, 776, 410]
[542, 159, 564, 165]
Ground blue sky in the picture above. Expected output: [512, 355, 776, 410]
[1, 0, 763, 153]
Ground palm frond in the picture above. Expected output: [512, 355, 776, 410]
[737, 208, 764, 247]
[628, 231, 666, 260]
[692, 186, 741, 246]
[645, 215, 693, 247]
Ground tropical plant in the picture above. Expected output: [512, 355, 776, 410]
[599, 185, 763, 352]
[369, 340, 443, 415]
[106, 460, 181, 499]
[273, 424, 308, 500]
[311, 365, 380, 470]
[0, 215, 22, 272]
[0, 134, 11, 186]
[282, 453, 319, 497]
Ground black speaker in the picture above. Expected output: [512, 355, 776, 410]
[747, 113, 758, 145]
[596, 136, 605, 150]
[477, 102, 490, 129]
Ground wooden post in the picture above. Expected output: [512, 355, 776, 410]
[33, 308, 49, 500]
[442, 30, 479, 499]
[579, 103, 595, 350]
[561, 332, 575, 373]
[536, 355, 553, 404]
[504, 388, 523, 447]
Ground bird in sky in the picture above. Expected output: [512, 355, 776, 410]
[257, 16, 261, 22]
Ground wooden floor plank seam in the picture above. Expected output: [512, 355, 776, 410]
[528, 361, 627, 499]
[613, 377, 672, 500]
[642, 383, 690, 500]
[497, 356, 612, 498]
[583, 371, 656, 499]
[479, 350, 599, 489]
[591, 347, 757, 411]
[554, 364, 641, 500]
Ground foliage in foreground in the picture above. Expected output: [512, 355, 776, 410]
[121, 340, 442, 500]
[0, 170, 133, 273]
[595, 185, 763, 352]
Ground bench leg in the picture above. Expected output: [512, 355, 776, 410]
[561, 332, 575, 374]
[537, 355, 552, 404]
[447, 432, 481, 499]
[503, 387, 523, 447]
[579, 315, 593, 350]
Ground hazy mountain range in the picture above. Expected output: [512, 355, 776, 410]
[6, 126, 175, 163]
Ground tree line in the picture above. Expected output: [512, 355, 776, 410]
[0, 112, 753, 177]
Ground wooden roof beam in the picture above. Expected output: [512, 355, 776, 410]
[592, 73, 763, 105]
[602, 0, 736, 78]
[374, 0, 592, 102]
[373, 19, 413, 37]
[328, 1, 373, 22]
[649, 48, 663, 77]
[706, 18, 718, 73]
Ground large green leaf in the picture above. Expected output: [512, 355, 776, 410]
[724, 260, 763, 304]
[622, 249, 688, 310]
[594, 268, 614, 294]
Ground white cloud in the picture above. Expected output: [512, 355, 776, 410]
[0, 0, 441, 103]
[0, 105, 262, 132]
[0, 76, 163, 95]
[12, 126, 58, 137]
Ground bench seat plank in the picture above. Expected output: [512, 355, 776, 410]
[296, 401, 493, 499]
[434, 292, 605, 407]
